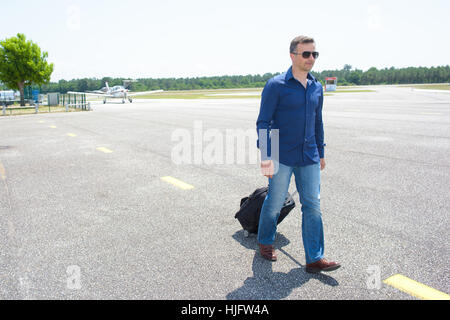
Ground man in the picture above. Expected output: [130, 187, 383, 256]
[256, 36, 340, 273]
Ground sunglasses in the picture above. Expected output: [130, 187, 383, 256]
[294, 51, 319, 59]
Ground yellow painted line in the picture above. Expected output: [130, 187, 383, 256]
[38, 120, 45, 123]
[96, 147, 113, 154]
[161, 176, 194, 190]
[0, 162, 6, 181]
[49, 125, 57, 129]
[67, 133, 77, 137]
[383, 274, 450, 300]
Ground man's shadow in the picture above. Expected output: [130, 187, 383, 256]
[227, 230, 339, 300]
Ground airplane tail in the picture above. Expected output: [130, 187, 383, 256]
[123, 79, 137, 89]
[105, 82, 110, 92]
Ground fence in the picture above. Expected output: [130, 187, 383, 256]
[1, 93, 91, 116]
[61, 93, 90, 111]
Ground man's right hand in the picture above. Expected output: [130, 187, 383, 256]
[261, 160, 274, 179]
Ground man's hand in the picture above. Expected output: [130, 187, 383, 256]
[320, 158, 326, 171]
[261, 160, 274, 178]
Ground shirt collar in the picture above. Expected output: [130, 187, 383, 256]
[285, 66, 316, 83]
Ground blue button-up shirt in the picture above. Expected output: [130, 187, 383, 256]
[256, 66, 325, 167]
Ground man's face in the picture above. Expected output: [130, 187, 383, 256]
[290, 42, 317, 72]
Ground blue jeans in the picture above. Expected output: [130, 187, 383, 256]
[257, 162, 324, 264]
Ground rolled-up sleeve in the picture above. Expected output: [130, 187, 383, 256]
[315, 88, 326, 158]
[256, 79, 278, 160]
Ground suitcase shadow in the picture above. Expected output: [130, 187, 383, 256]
[227, 230, 339, 300]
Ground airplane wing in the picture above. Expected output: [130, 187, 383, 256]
[67, 91, 114, 98]
[89, 90, 107, 94]
[127, 90, 164, 97]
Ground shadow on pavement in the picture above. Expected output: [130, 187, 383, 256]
[227, 230, 339, 300]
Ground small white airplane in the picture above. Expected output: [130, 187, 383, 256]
[68, 80, 163, 104]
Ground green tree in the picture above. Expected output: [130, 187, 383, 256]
[0, 33, 54, 106]
[343, 64, 352, 72]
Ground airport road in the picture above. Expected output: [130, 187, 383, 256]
[0, 86, 449, 299]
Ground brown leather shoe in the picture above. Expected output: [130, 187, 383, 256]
[258, 244, 277, 261]
[306, 258, 341, 273]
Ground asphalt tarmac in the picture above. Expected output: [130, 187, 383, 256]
[0, 85, 449, 300]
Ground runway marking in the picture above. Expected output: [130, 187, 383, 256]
[161, 176, 194, 190]
[38, 120, 45, 123]
[67, 133, 77, 137]
[96, 147, 113, 154]
[49, 125, 57, 129]
[383, 274, 450, 300]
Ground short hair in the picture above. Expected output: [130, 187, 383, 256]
[290, 36, 315, 54]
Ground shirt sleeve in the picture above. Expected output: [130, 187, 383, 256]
[315, 87, 326, 158]
[256, 79, 278, 160]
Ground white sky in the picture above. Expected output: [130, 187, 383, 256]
[1, 0, 449, 81]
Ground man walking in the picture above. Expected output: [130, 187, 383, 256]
[256, 36, 340, 273]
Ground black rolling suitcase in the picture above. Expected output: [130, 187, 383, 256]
[234, 186, 296, 236]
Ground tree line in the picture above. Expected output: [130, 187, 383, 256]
[35, 74, 275, 93]
[315, 64, 450, 86]
[26, 65, 448, 94]
[2, 65, 449, 94]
